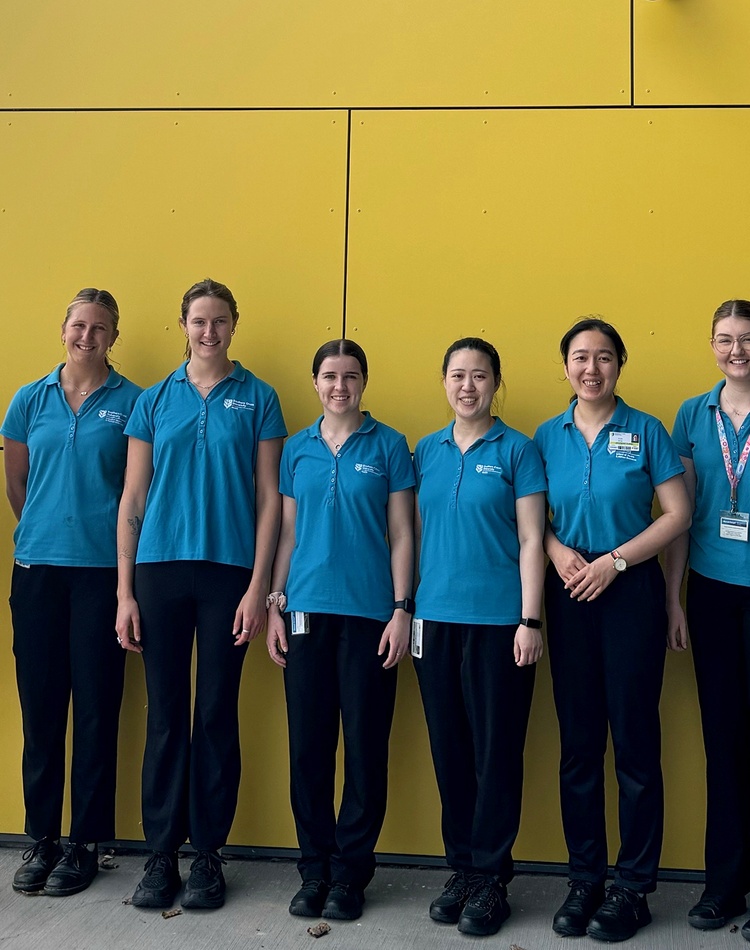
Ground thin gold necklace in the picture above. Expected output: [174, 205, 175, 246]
[723, 391, 750, 417]
[187, 366, 230, 391]
[62, 366, 106, 397]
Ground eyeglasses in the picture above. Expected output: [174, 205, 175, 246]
[711, 335, 750, 353]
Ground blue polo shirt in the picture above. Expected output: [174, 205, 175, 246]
[534, 397, 684, 554]
[126, 360, 286, 568]
[673, 381, 750, 587]
[414, 418, 546, 625]
[280, 412, 415, 621]
[1, 366, 142, 567]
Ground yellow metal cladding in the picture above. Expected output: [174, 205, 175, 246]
[635, 0, 750, 105]
[1, 0, 748, 870]
[0, 0, 629, 108]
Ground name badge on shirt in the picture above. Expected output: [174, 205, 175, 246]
[411, 618, 423, 659]
[608, 432, 640, 453]
[719, 510, 750, 542]
[291, 611, 310, 634]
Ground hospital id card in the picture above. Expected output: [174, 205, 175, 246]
[411, 618, 423, 658]
[291, 611, 310, 634]
[720, 510, 749, 542]
[608, 432, 640, 453]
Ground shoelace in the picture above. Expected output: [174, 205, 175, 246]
[59, 842, 86, 868]
[190, 851, 227, 882]
[442, 871, 472, 896]
[602, 886, 639, 910]
[329, 882, 353, 895]
[21, 839, 56, 861]
[468, 879, 500, 910]
[144, 852, 175, 878]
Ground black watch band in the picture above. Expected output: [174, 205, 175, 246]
[519, 617, 543, 629]
[394, 598, 416, 615]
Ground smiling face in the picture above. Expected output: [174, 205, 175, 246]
[443, 348, 499, 423]
[564, 329, 620, 405]
[712, 315, 750, 384]
[181, 295, 236, 361]
[61, 302, 118, 367]
[313, 355, 366, 417]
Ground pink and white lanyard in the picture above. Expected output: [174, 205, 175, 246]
[715, 408, 750, 513]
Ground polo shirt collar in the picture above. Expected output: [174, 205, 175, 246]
[563, 395, 629, 428]
[176, 359, 243, 383]
[439, 416, 507, 445]
[307, 411, 377, 440]
[708, 380, 725, 408]
[45, 364, 121, 389]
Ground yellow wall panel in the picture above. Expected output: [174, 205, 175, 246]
[0, 110, 348, 419]
[1, 0, 630, 109]
[347, 107, 750, 867]
[635, 0, 750, 104]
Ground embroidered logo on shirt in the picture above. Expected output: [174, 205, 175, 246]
[223, 399, 255, 411]
[475, 464, 503, 475]
[97, 410, 128, 427]
[354, 463, 384, 476]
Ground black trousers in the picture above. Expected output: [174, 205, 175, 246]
[283, 613, 398, 888]
[135, 561, 251, 853]
[10, 563, 124, 842]
[687, 569, 750, 897]
[545, 557, 667, 893]
[414, 621, 536, 883]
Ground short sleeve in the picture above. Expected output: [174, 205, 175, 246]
[124, 389, 155, 443]
[671, 403, 692, 460]
[513, 438, 547, 499]
[388, 435, 416, 493]
[258, 386, 287, 441]
[279, 439, 295, 497]
[647, 417, 685, 486]
[0, 388, 30, 444]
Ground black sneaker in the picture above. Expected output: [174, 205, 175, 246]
[289, 879, 330, 917]
[322, 882, 365, 920]
[457, 876, 510, 936]
[688, 891, 746, 930]
[742, 916, 750, 942]
[12, 838, 63, 893]
[181, 851, 227, 909]
[131, 851, 181, 908]
[587, 885, 651, 942]
[553, 879, 606, 936]
[43, 842, 98, 896]
[429, 870, 477, 923]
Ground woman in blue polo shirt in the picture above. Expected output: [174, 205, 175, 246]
[413, 337, 546, 938]
[266, 338, 414, 922]
[534, 317, 690, 944]
[116, 278, 286, 911]
[666, 299, 750, 935]
[2, 288, 141, 897]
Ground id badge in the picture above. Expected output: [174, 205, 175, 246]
[720, 510, 750, 542]
[291, 611, 310, 634]
[411, 618, 423, 658]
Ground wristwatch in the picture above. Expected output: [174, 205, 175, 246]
[519, 617, 543, 629]
[394, 598, 416, 615]
[610, 549, 628, 572]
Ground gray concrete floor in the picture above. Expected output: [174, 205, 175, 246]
[0, 848, 747, 950]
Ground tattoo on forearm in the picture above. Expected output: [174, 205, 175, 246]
[128, 516, 142, 536]
[118, 547, 133, 560]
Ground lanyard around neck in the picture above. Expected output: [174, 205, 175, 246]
[715, 408, 750, 512]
